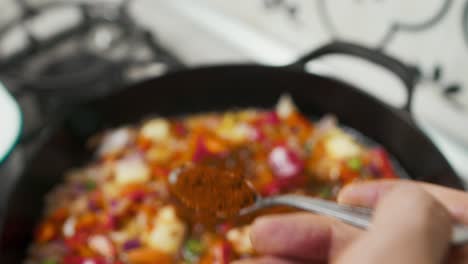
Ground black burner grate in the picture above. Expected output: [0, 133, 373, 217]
[0, 0, 184, 145]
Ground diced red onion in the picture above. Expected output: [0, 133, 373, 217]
[254, 111, 279, 127]
[268, 145, 304, 179]
[74, 183, 86, 193]
[368, 163, 381, 176]
[122, 239, 141, 251]
[110, 199, 118, 208]
[88, 199, 100, 211]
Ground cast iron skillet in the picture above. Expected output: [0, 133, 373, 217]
[0, 42, 464, 262]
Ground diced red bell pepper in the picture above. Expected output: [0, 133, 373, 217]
[102, 214, 117, 230]
[212, 241, 232, 264]
[173, 121, 188, 137]
[128, 189, 146, 202]
[152, 165, 169, 178]
[192, 137, 213, 162]
[65, 233, 88, 250]
[261, 180, 282, 196]
[51, 207, 69, 222]
[340, 165, 360, 184]
[370, 147, 397, 179]
[249, 127, 265, 142]
[253, 111, 280, 127]
[261, 175, 306, 197]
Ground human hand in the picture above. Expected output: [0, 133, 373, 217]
[233, 180, 468, 264]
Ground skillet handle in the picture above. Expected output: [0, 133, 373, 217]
[288, 41, 420, 112]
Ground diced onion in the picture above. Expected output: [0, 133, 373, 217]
[325, 132, 362, 159]
[88, 235, 114, 258]
[147, 206, 186, 254]
[114, 157, 150, 185]
[276, 94, 296, 119]
[98, 128, 133, 156]
[226, 226, 253, 254]
[62, 217, 76, 238]
[141, 118, 170, 142]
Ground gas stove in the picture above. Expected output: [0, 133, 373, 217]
[1, 0, 468, 184]
[130, 0, 468, 181]
[0, 0, 183, 152]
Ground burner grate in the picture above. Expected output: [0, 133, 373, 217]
[0, 0, 184, 147]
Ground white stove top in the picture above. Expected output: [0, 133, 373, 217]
[130, 0, 468, 183]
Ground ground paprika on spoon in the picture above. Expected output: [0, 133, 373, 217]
[169, 157, 257, 225]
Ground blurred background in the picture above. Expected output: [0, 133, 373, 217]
[0, 0, 468, 194]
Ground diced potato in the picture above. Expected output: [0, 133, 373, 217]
[308, 129, 362, 182]
[324, 131, 362, 159]
[114, 158, 150, 185]
[146, 146, 171, 163]
[276, 94, 296, 119]
[158, 206, 178, 221]
[147, 206, 186, 254]
[218, 123, 253, 143]
[226, 225, 253, 254]
[102, 182, 119, 198]
[123, 219, 143, 238]
[141, 119, 170, 142]
[238, 109, 257, 121]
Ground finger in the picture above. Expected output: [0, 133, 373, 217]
[337, 179, 395, 207]
[250, 213, 360, 262]
[336, 184, 452, 264]
[338, 179, 468, 224]
[231, 256, 316, 264]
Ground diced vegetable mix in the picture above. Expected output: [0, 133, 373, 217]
[28, 97, 399, 263]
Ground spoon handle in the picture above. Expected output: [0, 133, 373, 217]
[240, 194, 468, 246]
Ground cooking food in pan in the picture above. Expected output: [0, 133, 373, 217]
[27, 95, 399, 264]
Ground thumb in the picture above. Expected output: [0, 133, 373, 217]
[335, 184, 452, 264]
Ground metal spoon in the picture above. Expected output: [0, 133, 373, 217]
[239, 194, 468, 246]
